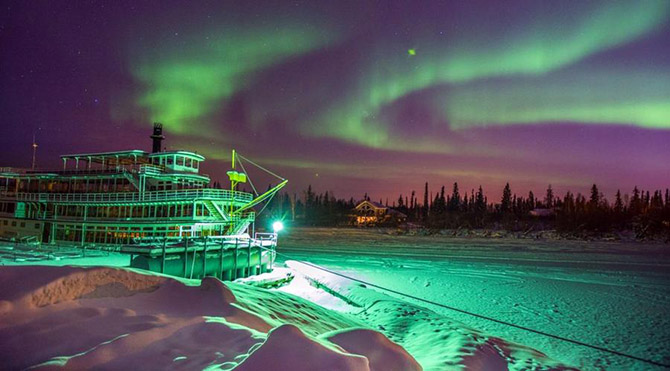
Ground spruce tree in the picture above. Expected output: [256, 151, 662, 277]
[448, 182, 460, 212]
[630, 186, 641, 215]
[589, 184, 600, 209]
[475, 186, 486, 214]
[501, 183, 512, 213]
[423, 182, 429, 221]
[528, 191, 535, 210]
[614, 190, 624, 214]
[545, 185, 554, 208]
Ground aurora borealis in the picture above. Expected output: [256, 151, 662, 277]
[2, 0, 669, 200]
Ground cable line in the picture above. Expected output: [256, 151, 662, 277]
[237, 154, 285, 181]
[236, 156, 258, 196]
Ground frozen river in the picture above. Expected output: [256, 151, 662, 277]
[277, 228, 670, 370]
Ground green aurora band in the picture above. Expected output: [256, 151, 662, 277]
[128, 1, 669, 155]
[132, 23, 336, 136]
[446, 69, 670, 129]
[308, 1, 670, 148]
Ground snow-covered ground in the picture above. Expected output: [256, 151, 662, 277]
[1, 229, 667, 370]
[277, 228, 670, 370]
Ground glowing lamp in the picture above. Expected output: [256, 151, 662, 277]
[272, 221, 284, 233]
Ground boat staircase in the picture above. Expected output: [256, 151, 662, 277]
[229, 212, 256, 235]
[202, 200, 229, 221]
[121, 168, 141, 190]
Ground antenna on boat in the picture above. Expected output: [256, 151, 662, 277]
[31, 132, 38, 170]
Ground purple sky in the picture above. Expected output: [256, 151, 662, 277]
[1, 1, 669, 202]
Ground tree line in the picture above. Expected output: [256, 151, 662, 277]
[259, 183, 670, 238]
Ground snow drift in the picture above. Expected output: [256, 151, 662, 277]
[0, 266, 419, 370]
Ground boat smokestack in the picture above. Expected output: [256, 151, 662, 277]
[150, 123, 165, 153]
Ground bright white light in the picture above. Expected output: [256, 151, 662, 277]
[272, 221, 284, 233]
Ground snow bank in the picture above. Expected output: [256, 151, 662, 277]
[323, 328, 422, 371]
[0, 265, 418, 370]
[236, 324, 370, 371]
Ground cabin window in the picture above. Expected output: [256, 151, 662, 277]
[185, 158, 192, 167]
[167, 157, 174, 165]
[178, 156, 185, 166]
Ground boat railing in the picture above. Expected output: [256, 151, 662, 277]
[130, 234, 277, 250]
[10, 188, 254, 204]
[254, 232, 278, 245]
[138, 164, 162, 175]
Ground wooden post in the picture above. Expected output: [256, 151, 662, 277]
[183, 238, 189, 278]
[258, 239, 263, 273]
[201, 237, 208, 278]
[161, 238, 167, 274]
[218, 238, 224, 279]
[232, 238, 238, 280]
[247, 239, 252, 277]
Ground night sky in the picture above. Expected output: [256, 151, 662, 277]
[2, 1, 669, 201]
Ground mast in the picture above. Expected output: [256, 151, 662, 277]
[230, 149, 236, 216]
[31, 133, 38, 170]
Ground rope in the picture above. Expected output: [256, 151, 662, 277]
[236, 157, 258, 196]
[256, 190, 278, 217]
[237, 154, 285, 181]
[269, 249, 670, 369]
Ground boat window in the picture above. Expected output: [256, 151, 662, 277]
[185, 158, 192, 167]
[167, 157, 174, 165]
[178, 156, 185, 166]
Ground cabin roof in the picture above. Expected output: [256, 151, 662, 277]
[60, 150, 148, 161]
[355, 200, 386, 209]
[148, 151, 205, 161]
[60, 149, 206, 164]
